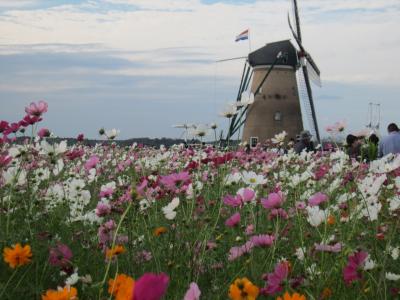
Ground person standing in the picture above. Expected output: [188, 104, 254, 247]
[378, 123, 400, 157]
[294, 131, 314, 154]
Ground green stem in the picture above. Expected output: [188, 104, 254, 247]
[98, 202, 132, 299]
[0, 268, 18, 299]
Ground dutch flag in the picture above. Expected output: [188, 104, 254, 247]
[235, 29, 249, 42]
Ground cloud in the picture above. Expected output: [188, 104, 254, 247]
[0, 0, 399, 138]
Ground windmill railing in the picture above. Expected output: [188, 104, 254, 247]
[226, 51, 288, 141]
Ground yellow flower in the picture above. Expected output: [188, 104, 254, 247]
[3, 243, 32, 268]
[106, 245, 126, 260]
[41, 286, 78, 300]
[276, 291, 306, 300]
[229, 277, 259, 300]
[153, 226, 168, 236]
[108, 274, 135, 300]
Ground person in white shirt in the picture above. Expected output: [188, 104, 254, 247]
[379, 123, 400, 157]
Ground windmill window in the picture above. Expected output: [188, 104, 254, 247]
[250, 137, 258, 148]
[275, 94, 282, 100]
[274, 112, 282, 121]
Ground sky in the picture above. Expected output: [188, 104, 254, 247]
[0, 0, 399, 140]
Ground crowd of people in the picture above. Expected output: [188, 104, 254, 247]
[292, 122, 400, 161]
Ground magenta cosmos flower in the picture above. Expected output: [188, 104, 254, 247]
[38, 128, 51, 138]
[48, 243, 73, 268]
[132, 272, 169, 300]
[261, 261, 290, 295]
[225, 212, 241, 227]
[343, 250, 368, 285]
[0, 121, 9, 133]
[25, 100, 48, 117]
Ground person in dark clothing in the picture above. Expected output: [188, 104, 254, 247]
[346, 134, 362, 159]
[294, 131, 315, 154]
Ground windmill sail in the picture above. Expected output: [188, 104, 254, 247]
[288, 0, 321, 142]
[297, 67, 318, 139]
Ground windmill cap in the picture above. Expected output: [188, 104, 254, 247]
[300, 130, 312, 139]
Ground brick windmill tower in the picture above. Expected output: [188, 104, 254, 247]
[227, 0, 321, 146]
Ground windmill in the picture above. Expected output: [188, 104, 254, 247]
[227, 0, 321, 145]
[172, 123, 196, 142]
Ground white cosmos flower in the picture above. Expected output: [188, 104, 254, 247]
[363, 255, 375, 270]
[105, 128, 120, 140]
[40, 140, 67, 156]
[192, 124, 208, 137]
[224, 172, 242, 186]
[386, 272, 400, 281]
[390, 247, 399, 260]
[395, 177, 400, 190]
[370, 154, 400, 174]
[388, 196, 400, 212]
[162, 197, 180, 220]
[65, 271, 80, 286]
[271, 131, 287, 145]
[295, 247, 306, 261]
[239, 92, 255, 107]
[219, 104, 238, 118]
[139, 199, 151, 212]
[306, 206, 327, 227]
[241, 171, 267, 186]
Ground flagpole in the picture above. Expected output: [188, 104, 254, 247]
[248, 28, 251, 53]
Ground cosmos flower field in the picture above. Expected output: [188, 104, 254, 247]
[1, 103, 400, 300]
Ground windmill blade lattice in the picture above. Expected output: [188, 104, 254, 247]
[297, 67, 318, 139]
[306, 61, 322, 87]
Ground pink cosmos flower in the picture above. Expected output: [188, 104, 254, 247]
[160, 171, 190, 190]
[225, 212, 241, 227]
[84, 155, 100, 171]
[314, 165, 330, 180]
[342, 250, 368, 285]
[262, 261, 290, 295]
[315, 242, 342, 253]
[223, 194, 242, 207]
[132, 272, 169, 300]
[65, 148, 84, 161]
[295, 201, 306, 210]
[49, 243, 73, 268]
[99, 187, 114, 198]
[0, 154, 12, 168]
[95, 202, 111, 217]
[183, 282, 201, 300]
[236, 188, 256, 203]
[268, 208, 289, 220]
[25, 100, 48, 117]
[228, 241, 254, 261]
[245, 224, 254, 235]
[250, 234, 275, 247]
[136, 250, 152, 263]
[261, 192, 284, 209]
[308, 192, 328, 207]
[136, 179, 148, 196]
[38, 128, 50, 138]
[98, 220, 115, 246]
